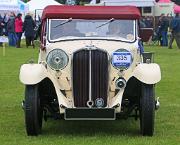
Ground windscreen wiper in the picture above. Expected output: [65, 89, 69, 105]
[96, 18, 114, 29]
[53, 18, 73, 28]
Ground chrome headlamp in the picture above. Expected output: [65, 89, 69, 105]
[46, 49, 69, 70]
[112, 49, 133, 70]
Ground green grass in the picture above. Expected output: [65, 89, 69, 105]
[0, 42, 180, 145]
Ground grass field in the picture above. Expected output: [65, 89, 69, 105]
[0, 43, 180, 145]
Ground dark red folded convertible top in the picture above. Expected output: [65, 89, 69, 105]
[42, 5, 141, 20]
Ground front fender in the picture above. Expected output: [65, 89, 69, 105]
[19, 64, 48, 85]
[132, 63, 161, 84]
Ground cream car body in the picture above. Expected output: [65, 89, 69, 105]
[20, 5, 161, 136]
[20, 40, 161, 112]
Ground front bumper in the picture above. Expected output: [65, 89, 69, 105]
[64, 108, 115, 120]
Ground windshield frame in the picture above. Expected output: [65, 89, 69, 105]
[47, 19, 137, 43]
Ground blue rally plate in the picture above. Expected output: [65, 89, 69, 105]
[112, 51, 132, 70]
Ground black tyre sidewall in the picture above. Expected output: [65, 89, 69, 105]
[140, 84, 155, 136]
[25, 85, 43, 136]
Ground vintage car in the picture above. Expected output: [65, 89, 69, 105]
[19, 5, 161, 136]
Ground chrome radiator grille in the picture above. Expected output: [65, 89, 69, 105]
[72, 49, 109, 107]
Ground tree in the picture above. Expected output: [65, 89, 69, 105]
[21, 0, 30, 3]
[55, 0, 66, 4]
[55, 0, 80, 4]
[55, 0, 100, 5]
[171, 0, 180, 5]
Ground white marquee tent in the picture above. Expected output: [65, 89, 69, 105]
[27, 0, 62, 12]
[0, 0, 28, 14]
[0, 0, 19, 12]
[100, 0, 155, 7]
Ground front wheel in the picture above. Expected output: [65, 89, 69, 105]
[140, 84, 155, 136]
[24, 85, 43, 136]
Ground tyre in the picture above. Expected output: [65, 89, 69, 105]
[139, 83, 155, 136]
[25, 85, 43, 136]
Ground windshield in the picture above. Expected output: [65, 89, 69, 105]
[49, 19, 135, 42]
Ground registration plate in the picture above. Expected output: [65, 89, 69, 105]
[112, 52, 132, 69]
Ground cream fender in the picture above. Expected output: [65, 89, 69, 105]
[19, 64, 48, 85]
[132, 63, 161, 84]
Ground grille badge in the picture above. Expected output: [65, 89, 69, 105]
[95, 98, 104, 108]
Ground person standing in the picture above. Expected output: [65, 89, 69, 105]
[7, 12, 17, 47]
[3, 13, 9, 36]
[168, 15, 175, 49]
[15, 13, 23, 48]
[145, 16, 153, 28]
[159, 14, 169, 46]
[171, 13, 180, 49]
[157, 14, 163, 46]
[23, 13, 36, 48]
[0, 14, 4, 46]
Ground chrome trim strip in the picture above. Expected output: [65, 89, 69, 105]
[87, 48, 93, 108]
[71, 52, 74, 108]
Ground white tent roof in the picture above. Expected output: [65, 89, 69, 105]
[27, 0, 61, 12]
[101, 0, 155, 7]
[0, 0, 19, 12]
[0, 0, 28, 13]
[18, 0, 29, 13]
